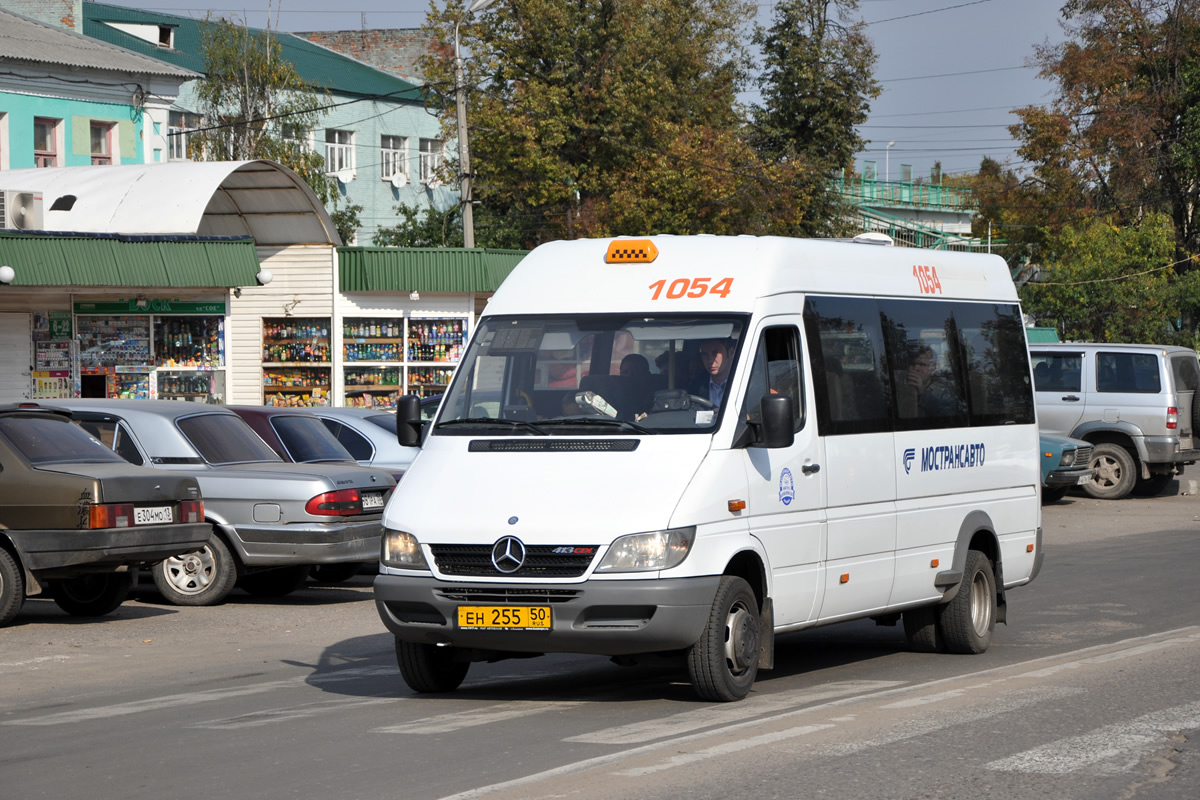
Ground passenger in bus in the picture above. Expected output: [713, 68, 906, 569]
[906, 346, 958, 416]
[690, 338, 736, 407]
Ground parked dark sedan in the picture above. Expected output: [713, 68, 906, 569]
[227, 406, 361, 467]
[0, 403, 209, 626]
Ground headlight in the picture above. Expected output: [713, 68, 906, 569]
[1058, 448, 1076, 467]
[381, 529, 429, 570]
[595, 527, 696, 573]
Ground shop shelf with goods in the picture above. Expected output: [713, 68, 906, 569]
[77, 315, 152, 369]
[344, 365, 401, 409]
[154, 316, 224, 368]
[343, 317, 405, 363]
[263, 366, 331, 407]
[407, 318, 465, 364]
[109, 372, 150, 400]
[262, 317, 331, 364]
[158, 370, 226, 403]
[407, 365, 454, 399]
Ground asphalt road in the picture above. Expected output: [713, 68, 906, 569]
[2, 486, 1198, 800]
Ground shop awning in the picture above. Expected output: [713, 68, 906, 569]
[0, 231, 261, 287]
[338, 247, 528, 293]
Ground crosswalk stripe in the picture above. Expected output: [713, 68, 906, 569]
[374, 701, 584, 734]
[194, 698, 393, 729]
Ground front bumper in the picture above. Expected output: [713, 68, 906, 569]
[6, 522, 211, 572]
[1045, 467, 1097, 488]
[231, 518, 383, 566]
[374, 573, 721, 656]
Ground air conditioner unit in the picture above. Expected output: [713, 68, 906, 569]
[0, 190, 44, 230]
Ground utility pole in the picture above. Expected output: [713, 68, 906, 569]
[454, 0, 498, 249]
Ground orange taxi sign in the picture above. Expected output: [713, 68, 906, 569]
[606, 239, 659, 263]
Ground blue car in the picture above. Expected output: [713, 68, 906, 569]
[1041, 433, 1096, 504]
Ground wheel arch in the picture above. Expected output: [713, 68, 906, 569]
[0, 532, 40, 596]
[723, 547, 772, 671]
[938, 510, 1007, 624]
[1073, 425, 1145, 467]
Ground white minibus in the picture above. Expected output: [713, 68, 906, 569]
[377, 235, 1043, 701]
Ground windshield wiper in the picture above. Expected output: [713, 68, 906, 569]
[537, 417, 656, 434]
[436, 417, 548, 435]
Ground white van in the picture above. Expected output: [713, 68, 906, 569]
[376, 235, 1043, 701]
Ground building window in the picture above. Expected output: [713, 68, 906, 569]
[90, 122, 114, 165]
[325, 129, 353, 175]
[381, 135, 406, 180]
[34, 118, 60, 168]
[419, 138, 443, 184]
[0, 112, 8, 170]
[168, 111, 197, 160]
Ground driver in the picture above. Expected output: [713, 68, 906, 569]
[689, 338, 735, 407]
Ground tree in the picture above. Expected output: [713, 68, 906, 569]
[373, 205, 463, 248]
[190, 15, 337, 207]
[421, 0, 760, 247]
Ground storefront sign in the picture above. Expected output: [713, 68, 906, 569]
[74, 299, 226, 315]
[49, 311, 73, 339]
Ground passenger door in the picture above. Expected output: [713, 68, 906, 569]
[738, 321, 826, 627]
[1031, 349, 1087, 435]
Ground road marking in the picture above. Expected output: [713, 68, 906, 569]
[987, 701, 1200, 774]
[566, 681, 901, 744]
[375, 701, 584, 734]
[0, 655, 74, 671]
[614, 725, 836, 777]
[1018, 634, 1200, 678]
[882, 688, 965, 709]
[194, 698, 392, 729]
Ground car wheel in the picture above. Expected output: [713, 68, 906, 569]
[1083, 443, 1137, 500]
[48, 572, 133, 617]
[152, 532, 237, 606]
[310, 563, 362, 583]
[903, 605, 944, 653]
[1131, 473, 1173, 497]
[396, 639, 469, 693]
[0, 548, 25, 627]
[1041, 487, 1069, 504]
[687, 575, 760, 702]
[937, 550, 996, 654]
[240, 566, 311, 598]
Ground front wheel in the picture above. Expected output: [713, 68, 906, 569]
[1084, 443, 1136, 500]
[152, 532, 238, 606]
[396, 640, 469, 693]
[0, 548, 26, 627]
[1041, 486, 1069, 504]
[48, 572, 133, 617]
[687, 576, 760, 702]
[1131, 473, 1173, 497]
[937, 550, 996, 654]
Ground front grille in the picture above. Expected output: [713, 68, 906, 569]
[430, 543, 599, 578]
[1070, 444, 1093, 467]
[435, 587, 582, 604]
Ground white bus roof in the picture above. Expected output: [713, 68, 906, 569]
[485, 235, 1018, 317]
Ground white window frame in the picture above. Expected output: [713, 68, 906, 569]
[0, 112, 8, 170]
[419, 138, 443, 184]
[380, 135, 407, 180]
[325, 129, 354, 176]
[168, 111, 192, 161]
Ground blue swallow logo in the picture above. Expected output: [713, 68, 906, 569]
[903, 448, 916, 474]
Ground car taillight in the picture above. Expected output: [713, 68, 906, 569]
[305, 489, 362, 516]
[180, 499, 204, 524]
[89, 503, 134, 529]
[1167, 406, 1178, 429]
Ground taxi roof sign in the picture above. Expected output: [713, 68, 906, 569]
[606, 239, 658, 263]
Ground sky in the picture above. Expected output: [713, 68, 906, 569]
[122, 0, 1069, 181]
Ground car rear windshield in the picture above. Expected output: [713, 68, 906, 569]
[176, 413, 283, 465]
[0, 416, 127, 465]
[270, 416, 354, 462]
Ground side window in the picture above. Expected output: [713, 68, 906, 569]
[322, 420, 374, 460]
[1031, 352, 1082, 392]
[74, 419, 143, 465]
[1170, 355, 1200, 391]
[879, 298, 968, 430]
[112, 425, 144, 465]
[1097, 352, 1161, 393]
[803, 296, 891, 435]
[740, 326, 804, 434]
[952, 302, 1035, 426]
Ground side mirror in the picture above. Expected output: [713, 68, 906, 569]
[396, 394, 423, 447]
[759, 395, 794, 449]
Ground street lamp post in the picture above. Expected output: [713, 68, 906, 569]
[886, 140, 896, 183]
[454, 0, 498, 249]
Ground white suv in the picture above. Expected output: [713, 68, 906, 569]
[1030, 342, 1200, 499]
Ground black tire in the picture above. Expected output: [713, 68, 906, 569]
[240, 566, 311, 598]
[152, 532, 238, 606]
[395, 639, 470, 693]
[48, 572, 133, 617]
[0, 547, 25, 627]
[937, 550, 996, 654]
[1083, 443, 1137, 500]
[310, 563, 362, 583]
[903, 605, 943, 653]
[687, 575, 760, 702]
[1041, 487, 1069, 504]
[1131, 473, 1173, 498]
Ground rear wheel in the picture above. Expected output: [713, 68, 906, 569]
[1131, 473, 1173, 497]
[903, 605, 943, 653]
[240, 566, 311, 598]
[938, 550, 996, 654]
[396, 640, 469, 693]
[153, 532, 237, 606]
[48, 572, 133, 617]
[0, 548, 25, 627]
[687, 576, 760, 702]
[1084, 443, 1137, 500]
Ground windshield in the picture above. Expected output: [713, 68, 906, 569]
[270, 416, 355, 463]
[177, 413, 284, 465]
[0, 416, 128, 465]
[437, 314, 747, 435]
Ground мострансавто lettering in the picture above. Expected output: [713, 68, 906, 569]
[920, 443, 985, 471]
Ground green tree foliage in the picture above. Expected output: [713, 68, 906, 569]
[190, 15, 337, 206]
[373, 205, 464, 248]
[422, 0, 766, 247]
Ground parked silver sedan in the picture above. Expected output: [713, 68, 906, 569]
[306, 400, 440, 479]
[59, 400, 395, 606]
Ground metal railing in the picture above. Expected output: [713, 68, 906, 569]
[834, 177, 977, 210]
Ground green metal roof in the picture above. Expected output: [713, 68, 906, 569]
[83, 3, 425, 101]
[339, 247, 528, 293]
[0, 231, 261, 288]
[1026, 327, 1060, 343]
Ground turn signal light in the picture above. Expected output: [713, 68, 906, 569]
[839, 573, 850, 584]
[728, 499, 746, 512]
[89, 503, 134, 529]
[305, 489, 362, 516]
